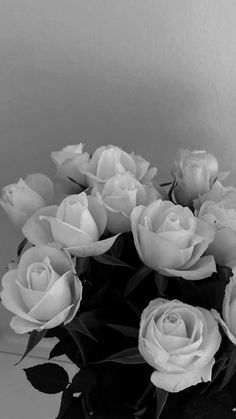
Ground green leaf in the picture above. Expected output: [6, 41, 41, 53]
[17, 237, 28, 257]
[106, 323, 138, 338]
[220, 347, 236, 390]
[125, 265, 152, 296]
[66, 316, 97, 342]
[94, 347, 145, 365]
[15, 329, 47, 365]
[93, 254, 134, 270]
[24, 363, 69, 394]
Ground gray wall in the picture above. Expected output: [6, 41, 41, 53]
[1, 0, 236, 276]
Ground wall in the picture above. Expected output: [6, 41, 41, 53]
[1, 0, 236, 274]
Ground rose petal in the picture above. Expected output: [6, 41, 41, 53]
[138, 226, 194, 270]
[25, 173, 54, 204]
[43, 217, 93, 247]
[64, 276, 83, 324]
[22, 206, 57, 245]
[28, 271, 72, 321]
[65, 234, 120, 257]
[17, 245, 72, 281]
[151, 359, 215, 392]
[130, 205, 148, 262]
[41, 305, 74, 329]
[10, 315, 44, 334]
[162, 255, 216, 280]
[87, 195, 107, 236]
[1, 270, 41, 324]
[212, 308, 236, 345]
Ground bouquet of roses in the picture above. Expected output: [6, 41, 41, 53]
[1, 144, 236, 419]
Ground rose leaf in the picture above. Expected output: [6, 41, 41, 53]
[15, 329, 47, 365]
[24, 363, 69, 394]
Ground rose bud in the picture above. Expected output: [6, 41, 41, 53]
[22, 192, 120, 257]
[51, 143, 90, 194]
[0, 174, 54, 227]
[172, 149, 219, 206]
[80, 144, 157, 187]
[92, 172, 162, 234]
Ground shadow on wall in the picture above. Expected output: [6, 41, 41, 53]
[0, 45, 220, 185]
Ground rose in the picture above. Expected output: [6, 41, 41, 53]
[197, 196, 236, 267]
[0, 173, 54, 227]
[51, 143, 90, 193]
[22, 192, 119, 257]
[193, 179, 236, 211]
[92, 172, 162, 233]
[172, 149, 219, 206]
[212, 268, 236, 345]
[79, 145, 157, 187]
[1, 245, 82, 334]
[130, 199, 216, 280]
[139, 298, 221, 392]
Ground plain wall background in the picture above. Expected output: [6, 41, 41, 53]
[1, 0, 236, 278]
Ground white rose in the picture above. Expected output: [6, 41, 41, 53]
[193, 179, 236, 211]
[212, 268, 236, 345]
[1, 245, 82, 334]
[139, 298, 221, 392]
[51, 143, 90, 193]
[92, 172, 162, 234]
[131, 199, 216, 280]
[197, 197, 236, 267]
[22, 192, 119, 257]
[80, 145, 157, 187]
[172, 149, 219, 206]
[0, 174, 54, 227]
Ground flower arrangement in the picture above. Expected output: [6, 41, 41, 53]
[1, 144, 236, 418]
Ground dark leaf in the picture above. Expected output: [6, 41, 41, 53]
[15, 329, 47, 365]
[66, 316, 97, 342]
[110, 234, 125, 258]
[106, 323, 138, 338]
[49, 339, 72, 361]
[93, 254, 134, 270]
[17, 237, 28, 257]
[168, 177, 177, 203]
[56, 388, 84, 419]
[217, 265, 233, 284]
[220, 348, 236, 391]
[94, 347, 145, 365]
[24, 363, 69, 394]
[72, 369, 99, 393]
[83, 282, 110, 311]
[154, 272, 169, 297]
[155, 388, 168, 419]
[75, 257, 89, 276]
[125, 265, 152, 296]
[55, 386, 74, 419]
